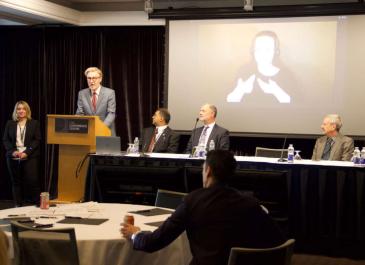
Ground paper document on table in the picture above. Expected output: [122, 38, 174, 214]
[58, 217, 108, 225]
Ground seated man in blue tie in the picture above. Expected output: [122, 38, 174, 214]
[121, 150, 286, 265]
[185, 104, 229, 154]
[76, 67, 116, 135]
[140, 108, 179, 153]
[312, 114, 354, 161]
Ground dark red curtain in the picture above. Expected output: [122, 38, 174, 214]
[0, 26, 165, 199]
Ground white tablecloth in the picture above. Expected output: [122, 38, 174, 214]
[0, 203, 192, 265]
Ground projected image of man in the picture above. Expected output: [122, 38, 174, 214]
[227, 31, 292, 104]
[185, 104, 229, 153]
[312, 114, 354, 161]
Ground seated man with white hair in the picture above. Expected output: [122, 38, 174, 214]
[312, 114, 354, 161]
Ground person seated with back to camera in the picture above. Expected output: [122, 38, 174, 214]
[121, 150, 286, 265]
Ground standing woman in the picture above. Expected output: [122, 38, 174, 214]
[2, 101, 41, 206]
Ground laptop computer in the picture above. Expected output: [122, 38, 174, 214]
[96, 136, 122, 155]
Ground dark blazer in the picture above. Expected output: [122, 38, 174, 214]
[185, 124, 229, 153]
[140, 126, 179, 153]
[133, 184, 286, 265]
[312, 133, 354, 161]
[2, 119, 41, 158]
[76, 86, 116, 135]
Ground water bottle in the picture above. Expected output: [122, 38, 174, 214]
[198, 144, 206, 158]
[287, 144, 294, 163]
[133, 137, 139, 153]
[353, 147, 361, 164]
[360, 147, 365, 166]
[208, 140, 215, 151]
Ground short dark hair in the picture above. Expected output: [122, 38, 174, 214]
[205, 150, 236, 183]
[158, 108, 171, 124]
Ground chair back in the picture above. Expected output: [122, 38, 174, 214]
[255, 147, 288, 159]
[155, 189, 187, 209]
[0, 228, 10, 265]
[228, 169, 288, 219]
[11, 221, 79, 265]
[228, 239, 295, 265]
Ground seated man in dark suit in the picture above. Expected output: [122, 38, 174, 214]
[185, 104, 229, 154]
[121, 150, 286, 265]
[140, 108, 179, 153]
[312, 114, 354, 161]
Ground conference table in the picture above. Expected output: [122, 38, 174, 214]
[87, 153, 365, 255]
[0, 202, 192, 265]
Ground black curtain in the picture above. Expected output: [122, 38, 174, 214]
[0, 26, 165, 199]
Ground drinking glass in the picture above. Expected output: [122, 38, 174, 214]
[294, 150, 301, 160]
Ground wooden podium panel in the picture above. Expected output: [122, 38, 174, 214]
[47, 115, 111, 202]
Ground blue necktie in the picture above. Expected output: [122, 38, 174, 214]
[198, 126, 209, 146]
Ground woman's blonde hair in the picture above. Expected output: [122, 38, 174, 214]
[12, 100, 32, 121]
[0, 229, 9, 265]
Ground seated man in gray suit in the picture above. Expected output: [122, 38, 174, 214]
[76, 67, 116, 135]
[140, 108, 179, 153]
[312, 114, 354, 161]
[185, 104, 229, 154]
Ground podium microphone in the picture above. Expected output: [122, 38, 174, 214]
[189, 118, 199, 157]
[278, 135, 288, 162]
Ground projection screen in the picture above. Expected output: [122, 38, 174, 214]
[167, 15, 365, 136]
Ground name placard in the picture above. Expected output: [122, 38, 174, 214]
[55, 118, 89, 134]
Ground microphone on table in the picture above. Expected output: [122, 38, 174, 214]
[189, 118, 200, 157]
[278, 135, 288, 162]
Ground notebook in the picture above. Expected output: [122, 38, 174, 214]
[96, 136, 122, 155]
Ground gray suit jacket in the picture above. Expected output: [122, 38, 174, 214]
[76, 86, 116, 135]
[185, 124, 230, 154]
[311, 133, 354, 161]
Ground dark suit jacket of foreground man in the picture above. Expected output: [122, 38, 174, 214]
[311, 133, 354, 161]
[140, 126, 179, 153]
[133, 184, 286, 265]
[185, 124, 230, 153]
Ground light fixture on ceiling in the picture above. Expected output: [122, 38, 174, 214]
[243, 0, 254, 11]
[145, 0, 154, 14]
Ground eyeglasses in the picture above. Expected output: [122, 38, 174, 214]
[87, 76, 100, 80]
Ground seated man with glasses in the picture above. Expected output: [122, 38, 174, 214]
[76, 67, 116, 135]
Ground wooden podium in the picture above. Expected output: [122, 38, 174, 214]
[47, 115, 111, 202]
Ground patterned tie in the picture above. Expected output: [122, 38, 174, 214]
[198, 126, 209, 146]
[92, 92, 97, 112]
[321, 137, 333, 160]
[147, 128, 158, 152]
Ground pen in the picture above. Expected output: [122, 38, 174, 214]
[8, 214, 26, 217]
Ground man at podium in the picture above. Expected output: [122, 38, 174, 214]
[76, 67, 116, 135]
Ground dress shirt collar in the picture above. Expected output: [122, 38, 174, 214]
[155, 125, 168, 140]
[90, 86, 101, 96]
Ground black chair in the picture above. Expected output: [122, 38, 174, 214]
[155, 189, 187, 209]
[227, 239, 295, 265]
[255, 147, 288, 159]
[11, 221, 79, 265]
[228, 169, 289, 233]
